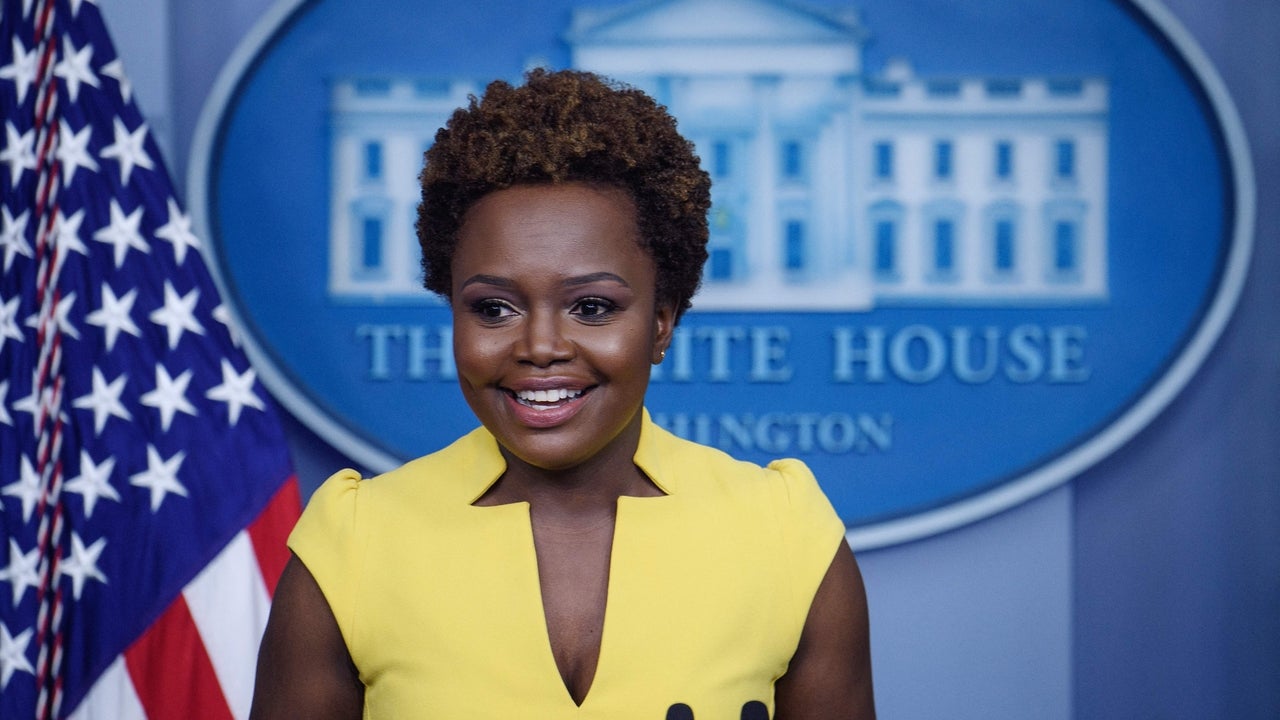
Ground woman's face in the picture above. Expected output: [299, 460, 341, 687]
[450, 182, 675, 472]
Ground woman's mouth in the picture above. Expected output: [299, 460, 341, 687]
[511, 387, 585, 410]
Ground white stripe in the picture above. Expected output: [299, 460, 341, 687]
[183, 531, 271, 720]
[68, 656, 147, 720]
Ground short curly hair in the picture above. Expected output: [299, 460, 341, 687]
[417, 68, 710, 319]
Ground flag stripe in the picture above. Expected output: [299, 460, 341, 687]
[247, 476, 301, 595]
[67, 657, 147, 720]
[183, 532, 270, 720]
[123, 595, 235, 720]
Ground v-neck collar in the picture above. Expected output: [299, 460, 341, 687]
[449, 409, 675, 710]
[459, 408, 675, 506]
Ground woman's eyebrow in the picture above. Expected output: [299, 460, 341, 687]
[563, 272, 630, 288]
[459, 271, 631, 291]
[458, 274, 513, 290]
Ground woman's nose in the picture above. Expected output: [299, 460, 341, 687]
[515, 311, 574, 366]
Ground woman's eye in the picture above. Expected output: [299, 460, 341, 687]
[472, 300, 515, 319]
[573, 298, 615, 317]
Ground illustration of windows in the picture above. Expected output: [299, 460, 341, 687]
[986, 78, 1022, 97]
[363, 141, 383, 182]
[994, 141, 1014, 181]
[873, 141, 894, 182]
[784, 220, 806, 272]
[781, 140, 804, 181]
[349, 197, 391, 281]
[1053, 221, 1078, 273]
[923, 200, 962, 281]
[994, 220, 1016, 272]
[984, 202, 1021, 278]
[1047, 78, 1084, 96]
[707, 205, 743, 282]
[933, 220, 956, 277]
[934, 140, 954, 181]
[362, 217, 383, 268]
[875, 222, 896, 276]
[1053, 139, 1077, 182]
[869, 201, 903, 279]
[1043, 199, 1086, 281]
[926, 79, 961, 98]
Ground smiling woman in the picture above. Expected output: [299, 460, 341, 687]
[249, 69, 875, 720]
[452, 184, 669, 474]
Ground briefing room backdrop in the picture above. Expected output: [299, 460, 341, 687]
[97, 0, 1278, 717]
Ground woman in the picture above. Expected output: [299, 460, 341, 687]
[251, 68, 874, 719]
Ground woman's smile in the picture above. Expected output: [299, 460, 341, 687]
[502, 382, 593, 429]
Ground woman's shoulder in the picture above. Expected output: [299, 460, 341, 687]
[642, 419, 826, 506]
[314, 425, 503, 506]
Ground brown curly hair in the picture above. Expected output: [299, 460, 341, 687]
[417, 68, 711, 319]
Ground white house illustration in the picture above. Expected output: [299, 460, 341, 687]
[328, 0, 1109, 310]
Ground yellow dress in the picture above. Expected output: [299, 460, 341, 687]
[289, 411, 845, 720]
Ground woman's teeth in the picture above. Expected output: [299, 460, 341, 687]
[515, 388, 583, 405]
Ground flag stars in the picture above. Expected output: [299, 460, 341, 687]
[57, 532, 108, 601]
[0, 539, 41, 606]
[100, 117, 153, 186]
[206, 360, 265, 426]
[64, 450, 120, 519]
[1, 205, 33, 273]
[52, 208, 90, 275]
[212, 304, 242, 347]
[0, 379, 12, 426]
[155, 198, 202, 265]
[86, 284, 141, 351]
[1, 455, 42, 523]
[130, 445, 188, 513]
[0, 295, 24, 354]
[1, 122, 37, 186]
[8, 371, 45, 428]
[93, 198, 148, 268]
[0, 37, 37, 105]
[69, 0, 101, 18]
[140, 365, 198, 432]
[0, 622, 35, 692]
[100, 58, 132, 104]
[150, 281, 204, 349]
[53, 37, 100, 103]
[24, 290, 80, 341]
[72, 366, 131, 436]
[56, 119, 99, 187]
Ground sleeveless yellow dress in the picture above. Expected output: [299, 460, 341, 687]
[289, 411, 845, 720]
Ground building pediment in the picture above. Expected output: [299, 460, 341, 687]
[566, 0, 865, 45]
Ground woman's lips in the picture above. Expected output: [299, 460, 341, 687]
[502, 386, 593, 428]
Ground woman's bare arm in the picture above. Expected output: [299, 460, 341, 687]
[249, 554, 364, 720]
[774, 541, 875, 719]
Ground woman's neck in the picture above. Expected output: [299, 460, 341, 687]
[476, 429, 663, 522]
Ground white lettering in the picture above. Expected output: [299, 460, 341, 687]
[356, 324, 403, 380]
[355, 324, 456, 381]
[889, 325, 947, 384]
[653, 325, 793, 383]
[832, 326, 887, 382]
[749, 326, 792, 382]
[1048, 326, 1090, 382]
[652, 412, 894, 455]
[833, 324, 1089, 385]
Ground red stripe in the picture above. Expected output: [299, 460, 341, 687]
[246, 476, 302, 596]
[124, 595, 234, 720]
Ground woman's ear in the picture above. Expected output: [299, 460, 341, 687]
[652, 301, 677, 365]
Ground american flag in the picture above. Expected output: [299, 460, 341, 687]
[0, 0, 300, 718]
